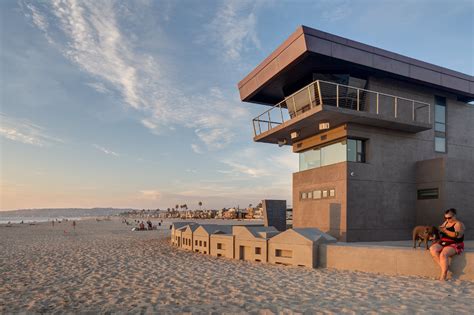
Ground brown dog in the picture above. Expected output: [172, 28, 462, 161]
[412, 226, 440, 250]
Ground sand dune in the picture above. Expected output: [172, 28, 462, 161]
[1, 219, 473, 313]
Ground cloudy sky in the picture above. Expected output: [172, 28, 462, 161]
[1, 0, 473, 210]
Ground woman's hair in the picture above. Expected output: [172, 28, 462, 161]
[445, 208, 457, 215]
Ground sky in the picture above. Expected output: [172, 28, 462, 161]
[1, 0, 473, 211]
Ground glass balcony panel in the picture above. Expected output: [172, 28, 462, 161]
[293, 89, 311, 115]
[319, 82, 337, 106]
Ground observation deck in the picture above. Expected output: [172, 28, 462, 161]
[252, 80, 432, 145]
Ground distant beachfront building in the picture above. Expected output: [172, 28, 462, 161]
[223, 208, 237, 219]
[237, 26, 474, 242]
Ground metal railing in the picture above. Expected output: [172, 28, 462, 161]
[252, 80, 431, 137]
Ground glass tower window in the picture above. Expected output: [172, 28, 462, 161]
[435, 137, 446, 153]
[434, 96, 446, 152]
[299, 138, 366, 171]
[347, 139, 365, 162]
[321, 141, 346, 166]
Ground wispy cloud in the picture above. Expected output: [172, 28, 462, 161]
[220, 160, 270, 178]
[85, 82, 111, 94]
[316, 0, 352, 23]
[93, 144, 119, 157]
[0, 113, 63, 147]
[218, 147, 297, 179]
[22, 0, 250, 152]
[204, 0, 264, 62]
[191, 143, 203, 154]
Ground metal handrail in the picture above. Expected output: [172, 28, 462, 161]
[252, 80, 432, 137]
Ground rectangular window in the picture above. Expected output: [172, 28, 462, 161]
[313, 190, 322, 199]
[275, 249, 293, 258]
[322, 190, 328, 198]
[417, 188, 439, 200]
[435, 122, 446, 132]
[204, 241, 206, 247]
[301, 192, 307, 200]
[321, 141, 346, 166]
[307, 191, 312, 199]
[435, 104, 446, 124]
[255, 247, 261, 255]
[347, 139, 366, 162]
[329, 189, 335, 197]
[217, 243, 223, 249]
[299, 138, 366, 171]
[195, 240, 198, 246]
[299, 147, 321, 171]
[199, 241, 202, 246]
[435, 137, 446, 153]
[434, 96, 446, 152]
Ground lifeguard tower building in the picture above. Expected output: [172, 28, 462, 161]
[238, 26, 474, 242]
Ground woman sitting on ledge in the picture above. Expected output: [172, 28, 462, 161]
[430, 208, 465, 281]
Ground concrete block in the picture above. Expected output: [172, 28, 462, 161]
[262, 199, 287, 231]
[319, 243, 474, 281]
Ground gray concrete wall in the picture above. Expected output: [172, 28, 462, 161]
[318, 243, 474, 281]
[293, 162, 348, 241]
[262, 200, 287, 231]
[292, 75, 473, 242]
[415, 157, 446, 227]
[345, 76, 473, 241]
[346, 124, 420, 241]
[445, 158, 474, 239]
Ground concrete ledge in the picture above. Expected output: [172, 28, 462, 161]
[319, 243, 473, 281]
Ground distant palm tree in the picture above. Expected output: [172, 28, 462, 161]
[175, 204, 179, 211]
[198, 201, 203, 210]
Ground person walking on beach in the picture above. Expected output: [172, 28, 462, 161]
[72, 221, 76, 230]
[52, 220, 55, 227]
[429, 208, 465, 281]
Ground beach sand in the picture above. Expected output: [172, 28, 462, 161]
[1, 218, 473, 314]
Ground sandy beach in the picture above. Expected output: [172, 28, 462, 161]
[1, 218, 473, 314]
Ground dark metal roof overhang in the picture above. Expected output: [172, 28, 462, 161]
[238, 26, 474, 105]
